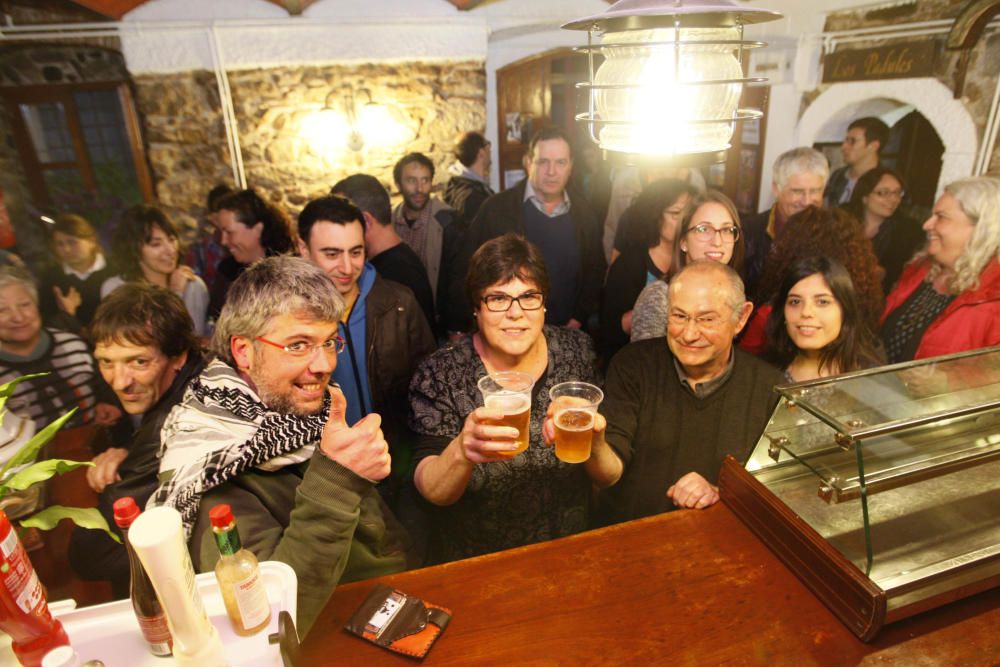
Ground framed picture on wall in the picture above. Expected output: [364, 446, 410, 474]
[506, 113, 525, 143]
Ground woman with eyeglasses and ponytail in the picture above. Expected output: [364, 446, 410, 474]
[409, 234, 607, 564]
[629, 190, 746, 344]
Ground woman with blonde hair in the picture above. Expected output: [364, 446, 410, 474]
[38, 213, 112, 329]
[881, 176, 1000, 361]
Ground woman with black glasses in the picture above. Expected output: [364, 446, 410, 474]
[844, 167, 925, 293]
[408, 233, 603, 564]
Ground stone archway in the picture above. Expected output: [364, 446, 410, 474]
[797, 78, 978, 199]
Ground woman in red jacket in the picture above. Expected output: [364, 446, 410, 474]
[881, 176, 1000, 362]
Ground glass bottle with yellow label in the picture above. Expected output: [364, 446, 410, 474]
[208, 504, 271, 636]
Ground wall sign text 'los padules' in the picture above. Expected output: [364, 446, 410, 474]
[822, 41, 937, 83]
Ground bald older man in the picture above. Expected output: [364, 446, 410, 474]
[556, 261, 783, 525]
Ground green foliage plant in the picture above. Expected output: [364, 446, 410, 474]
[0, 374, 119, 542]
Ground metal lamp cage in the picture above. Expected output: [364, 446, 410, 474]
[562, 1, 783, 163]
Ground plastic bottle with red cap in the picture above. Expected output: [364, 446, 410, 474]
[0, 509, 70, 666]
[209, 504, 270, 636]
[112, 497, 172, 656]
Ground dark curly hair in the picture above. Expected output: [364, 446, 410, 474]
[753, 206, 883, 330]
[110, 204, 179, 281]
[616, 178, 694, 251]
[214, 188, 296, 256]
[765, 256, 883, 375]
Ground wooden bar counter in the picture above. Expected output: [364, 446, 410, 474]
[301, 503, 999, 666]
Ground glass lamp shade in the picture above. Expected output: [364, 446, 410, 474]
[593, 27, 743, 156]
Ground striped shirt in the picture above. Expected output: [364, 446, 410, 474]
[0, 328, 99, 431]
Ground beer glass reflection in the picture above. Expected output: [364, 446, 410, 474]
[477, 371, 534, 458]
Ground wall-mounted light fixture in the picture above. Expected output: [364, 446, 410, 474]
[563, 0, 782, 164]
[299, 89, 414, 160]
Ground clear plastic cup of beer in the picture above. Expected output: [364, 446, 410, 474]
[477, 371, 534, 458]
[548, 382, 603, 463]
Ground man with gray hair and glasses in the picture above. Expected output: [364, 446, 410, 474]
[742, 146, 830, 297]
[548, 261, 782, 525]
[152, 255, 409, 636]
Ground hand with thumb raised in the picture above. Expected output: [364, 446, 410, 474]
[320, 385, 390, 482]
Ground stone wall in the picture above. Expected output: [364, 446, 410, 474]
[133, 60, 486, 226]
[132, 70, 232, 235]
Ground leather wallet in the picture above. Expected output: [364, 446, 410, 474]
[344, 583, 452, 659]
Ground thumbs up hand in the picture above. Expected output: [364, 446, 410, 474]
[319, 385, 391, 482]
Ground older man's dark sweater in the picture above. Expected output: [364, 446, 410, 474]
[597, 338, 782, 525]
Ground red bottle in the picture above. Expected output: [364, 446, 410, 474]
[113, 497, 172, 656]
[0, 509, 70, 666]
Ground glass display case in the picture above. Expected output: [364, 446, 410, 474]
[719, 346, 1000, 641]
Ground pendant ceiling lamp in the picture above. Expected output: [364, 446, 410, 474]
[563, 0, 783, 163]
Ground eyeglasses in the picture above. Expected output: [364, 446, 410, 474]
[872, 188, 904, 199]
[255, 335, 345, 357]
[668, 311, 727, 332]
[688, 224, 740, 244]
[482, 292, 545, 312]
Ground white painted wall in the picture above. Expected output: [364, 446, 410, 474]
[121, 0, 485, 72]
[798, 79, 978, 201]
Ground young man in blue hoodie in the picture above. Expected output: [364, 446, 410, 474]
[297, 195, 436, 510]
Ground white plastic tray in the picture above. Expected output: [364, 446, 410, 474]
[48, 560, 297, 666]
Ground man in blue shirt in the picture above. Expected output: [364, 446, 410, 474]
[451, 127, 605, 333]
[297, 195, 435, 506]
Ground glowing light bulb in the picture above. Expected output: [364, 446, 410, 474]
[594, 27, 743, 156]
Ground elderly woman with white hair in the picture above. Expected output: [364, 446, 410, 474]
[0, 266, 120, 432]
[881, 176, 1000, 362]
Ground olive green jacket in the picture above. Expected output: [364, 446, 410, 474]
[189, 453, 410, 636]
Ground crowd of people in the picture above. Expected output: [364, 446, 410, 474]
[1, 120, 999, 636]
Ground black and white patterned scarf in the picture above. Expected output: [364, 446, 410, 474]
[150, 360, 331, 538]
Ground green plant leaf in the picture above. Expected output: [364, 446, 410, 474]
[20, 505, 120, 543]
[2, 459, 94, 492]
[0, 407, 78, 478]
[0, 373, 48, 415]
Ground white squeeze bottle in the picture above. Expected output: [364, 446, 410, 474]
[127, 506, 227, 667]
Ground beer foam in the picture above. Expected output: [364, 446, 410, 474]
[556, 409, 594, 431]
[485, 394, 530, 414]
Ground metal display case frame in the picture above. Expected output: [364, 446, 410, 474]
[720, 346, 1000, 640]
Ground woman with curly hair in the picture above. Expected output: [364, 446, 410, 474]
[740, 205, 883, 356]
[101, 204, 209, 335]
[844, 167, 924, 293]
[881, 176, 1000, 362]
[599, 178, 693, 360]
[629, 190, 745, 342]
[209, 188, 296, 320]
[765, 256, 883, 382]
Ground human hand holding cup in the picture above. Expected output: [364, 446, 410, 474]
[547, 382, 603, 463]
[476, 371, 533, 459]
